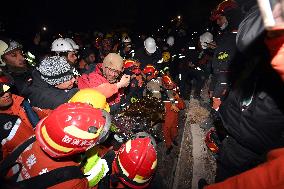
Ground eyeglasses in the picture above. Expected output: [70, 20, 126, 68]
[105, 67, 122, 76]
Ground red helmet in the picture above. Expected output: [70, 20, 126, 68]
[162, 75, 176, 90]
[124, 60, 136, 69]
[205, 127, 220, 153]
[0, 75, 10, 83]
[113, 137, 157, 189]
[143, 65, 158, 78]
[124, 60, 140, 69]
[210, 0, 238, 21]
[35, 102, 111, 158]
[132, 68, 142, 75]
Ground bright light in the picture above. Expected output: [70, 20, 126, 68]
[189, 47, 196, 50]
[177, 15, 181, 19]
[42, 26, 47, 31]
[171, 19, 174, 22]
[161, 26, 164, 28]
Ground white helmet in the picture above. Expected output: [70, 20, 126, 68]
[0, 40, 23, 66]
[199, 32, 213, 49]
[65, 38, 79, 50]
[51, 38, 74, 52]
[144, 37, 157, 54]
[122, 36, 131, 43]
[166, 36, 174, 46]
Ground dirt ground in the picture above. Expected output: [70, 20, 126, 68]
[150, 96, 216, 189]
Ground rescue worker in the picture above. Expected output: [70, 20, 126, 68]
[161, 75, 185, 154]
[78, 47, 98, 74]
[0, 39, 33, 95]
[93, 137, 158, 189]
[51, 38, 79, 66]
[182, 32, 215, 100]
[212, 3, 284, 182]
[0, 102, 111, 189]
[22, 56, 78, 109]
[142, 65, 161, 99]
[209, 0, 244, 110]
[0, 81, 36, 160]
[78, 53, 130, 113]
[122, 59, 144, 105]
[163, 36, 178, 78]
[198, 148, 284, 189]
[143, 65, 185, 154]
[134, 37, 162, 70]
[69, 88, 111, 112]
[119, 36, 135, 60]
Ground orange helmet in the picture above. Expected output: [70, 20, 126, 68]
[36, 102, 111, 158]
[113, 137, 157, 189]
[210, 0, 238, 21]
[143, 64, 158, 78]
[162, 75, 176, 90]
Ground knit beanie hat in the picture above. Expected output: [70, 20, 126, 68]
[37, 56, 74, 86]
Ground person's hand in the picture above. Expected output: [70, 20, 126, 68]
[171, 104, 180, 112]
[116, 74, 130, 88]
[212, 97, 221, 111]
[207, 41, 217, 49]
[188, 61, 195, 68]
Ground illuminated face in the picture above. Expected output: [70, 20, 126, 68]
[87, 54, 96, 64]
[55, 77, 76, 90]
[216, 16, 228, 30]
[102, 66, 122, 83]
[0, 91, 13, 108]
[3, 49, 26, 68]
[67, 51, 78, 64]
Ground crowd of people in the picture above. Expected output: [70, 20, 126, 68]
[0, 0, 284, 188]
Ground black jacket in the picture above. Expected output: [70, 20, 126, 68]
[219, 6, 284, 155]
[134, 47, 162, 69]
[22, 70, 78, 109]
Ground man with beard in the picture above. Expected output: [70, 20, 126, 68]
[78, 53, 130, 112]
[0, 39, 32, 95]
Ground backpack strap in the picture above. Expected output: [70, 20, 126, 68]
[0, 136, 86, 189]
[0, 136, 36, 178]
[16, 166, 85, 189]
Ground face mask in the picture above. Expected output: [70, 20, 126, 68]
[220, 20, 228, 30]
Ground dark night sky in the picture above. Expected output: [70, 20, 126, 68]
[1, 0, 254, 39]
